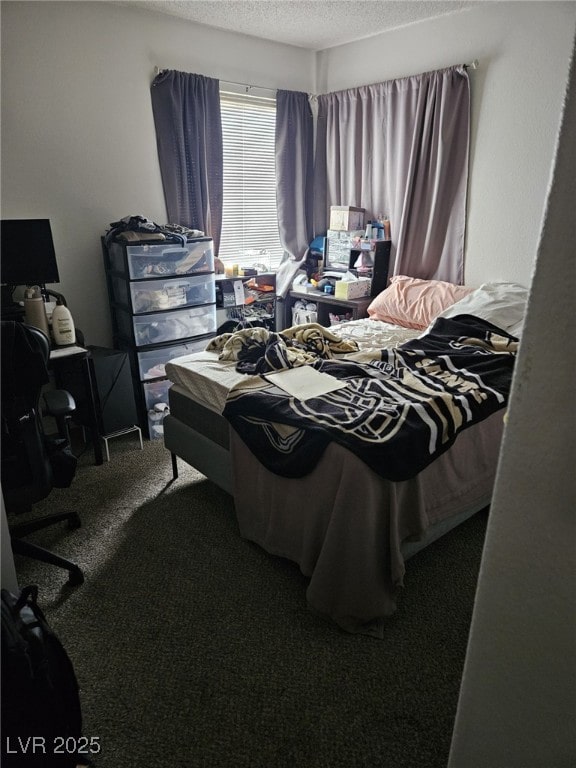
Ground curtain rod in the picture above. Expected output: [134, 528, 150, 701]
[154, 67, 264, 92]
[154, 59, 479, 88]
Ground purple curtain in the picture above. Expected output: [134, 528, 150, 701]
[150, 70, 223, 253]
[274, 90, 314, 297]
[315, 66, 470, 284]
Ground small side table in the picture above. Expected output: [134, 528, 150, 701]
[101, 425, 143, 462]
[50, 344, 104, 465]
[289, 289, 372, 327]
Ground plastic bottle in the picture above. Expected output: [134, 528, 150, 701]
[377, 213, 391, 240]
[24, 285, 50, 338]
[51, 298, 76, 346]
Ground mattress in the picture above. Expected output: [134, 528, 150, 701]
[166, 351, 243, 414]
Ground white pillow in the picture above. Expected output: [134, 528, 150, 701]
[435, 281, 529, 336]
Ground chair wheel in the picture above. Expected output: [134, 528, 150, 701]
[68, 567, 84, 585]
[68, 513, 82, 530]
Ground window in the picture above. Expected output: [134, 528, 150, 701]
[219, 88, 284, 271]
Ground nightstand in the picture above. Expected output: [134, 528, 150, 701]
[288, 289, 371, 327]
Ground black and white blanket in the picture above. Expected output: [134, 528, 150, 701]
[220, 315, 518, 481]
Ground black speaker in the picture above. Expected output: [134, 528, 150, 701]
[87, 347, 139, 435]
[370, 240, 392, 297]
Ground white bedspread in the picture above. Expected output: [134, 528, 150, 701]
[328, 317, 421, 351]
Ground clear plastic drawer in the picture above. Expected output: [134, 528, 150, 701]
[125, 274, 215, 314]
[108, 239, 214, 279]
[148, 414, 166, 440]
[130, 305, 217, 347]
[143, 378, 172, 410]
[144, 379, 172, 440]
[137, 338, 211, 381]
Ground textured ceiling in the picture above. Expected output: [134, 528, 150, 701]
[121, 1, 478, 50]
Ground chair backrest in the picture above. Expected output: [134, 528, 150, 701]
[1, 322, 53, 511]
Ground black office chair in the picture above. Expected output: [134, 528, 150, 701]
[1, 321, 84, 584]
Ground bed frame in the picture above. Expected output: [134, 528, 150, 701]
[165, 386, 233, 493]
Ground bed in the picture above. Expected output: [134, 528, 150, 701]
[163, 279, 528, 637]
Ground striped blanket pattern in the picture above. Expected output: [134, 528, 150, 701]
[221, 315, 518, 481]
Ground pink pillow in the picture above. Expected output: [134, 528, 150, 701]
[367, 275, 473, 330]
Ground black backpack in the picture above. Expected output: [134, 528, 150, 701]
[1, 586, 90, 767]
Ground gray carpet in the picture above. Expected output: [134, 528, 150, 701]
[11, 433, 488, 768]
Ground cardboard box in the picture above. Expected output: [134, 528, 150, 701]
[329, 206, 365, 232]
[334, 278, 372, 300]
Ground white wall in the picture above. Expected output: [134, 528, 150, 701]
[449, 43, 575, 767]
[316, 1, 576, 290]
[2, 2, 574, 345]
[0, 1, 315, 345]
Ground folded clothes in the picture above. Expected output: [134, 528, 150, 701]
[117, 231, 166, 242]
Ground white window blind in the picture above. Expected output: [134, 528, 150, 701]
[219, 88, 284, 271]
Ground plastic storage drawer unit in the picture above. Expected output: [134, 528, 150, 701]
[103, 234, 217, 438]
[108, 239, 214, 279]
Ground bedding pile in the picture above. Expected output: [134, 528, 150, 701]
[206, 322, 359, 373]
[221, 315, 519, 481]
